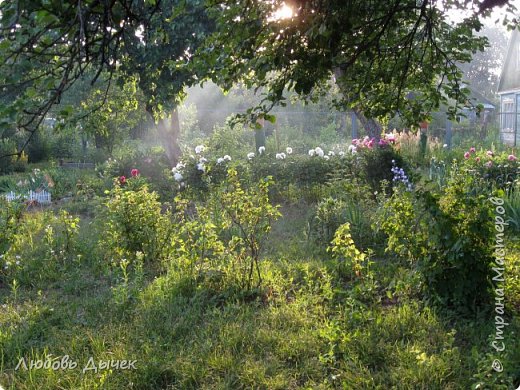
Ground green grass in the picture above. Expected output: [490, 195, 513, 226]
[0, 204, 519, 389]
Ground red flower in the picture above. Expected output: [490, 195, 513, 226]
[131, 168, 140, 177]
[119, 176, 126, 185]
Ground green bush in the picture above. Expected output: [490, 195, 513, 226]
[379, 170, 496, 313]
[103, 179, 171, 269]
[357, 145, 406, 193]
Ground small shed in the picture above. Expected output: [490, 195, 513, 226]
[497, 28, 520, 146]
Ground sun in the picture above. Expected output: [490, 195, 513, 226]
[272, 3, 294, 20]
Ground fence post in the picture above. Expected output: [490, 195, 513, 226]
[350, 111, 358, 140]
[445, 118, 452, 149]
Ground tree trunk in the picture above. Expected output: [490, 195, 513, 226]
[153, 107, 182, 166]
[333, 67, 382, 140]
[352, 108, 382, 140]
[336, 112, 347, 137]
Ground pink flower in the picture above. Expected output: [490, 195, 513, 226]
[378, 139, 388, 147]
[469, 147, 476, 153]
[475, 157, 480, 163]
[385, 133, 396, 142]
[352, 139, 359, 145]
[485, 161, 493, 168]
[131, 168, 140, 177]
[486, 150, 494, 157]
[464, 152, 470, 159]
[119, 176, 126, 185]
[508, 154, 517, 161]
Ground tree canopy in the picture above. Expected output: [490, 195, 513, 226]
[198, 0, 517, 136]
[0, 0, 211, 162]
[0, 0, 517, 157]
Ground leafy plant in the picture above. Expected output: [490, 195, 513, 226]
[103, 179, 171, 270]
[328, 222, 368, 280]
[379, 170, 496, 313]
[217, 167, 281, 290]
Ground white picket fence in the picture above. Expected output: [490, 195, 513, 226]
[4, 190, 52, 204]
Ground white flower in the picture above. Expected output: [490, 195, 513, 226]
[195, 145, 205, 154]
[338, 151, 345, 157]
[172, 162, 185, 174]
[223, 155, 232, 161]
[286, 147, 293, 155]
[443, 144, 448, 148]
[324, 155, 330, 160]
[199, 157, 207, 163]
[258, 146, 266, 154]
[196, 163, 205, 172]
[275, 153, 282, 160]
[174, 172, 183, 181]
[15, 255, 20, 259]
[308, 149, 316, 156]
[315, 147, 324, 157]
[348, 145, 357, 154]
[217, 157, 224, 164]
[328, 151, 335, 156]
[15, 261, 20, 265]
[247, 152, 255, 160]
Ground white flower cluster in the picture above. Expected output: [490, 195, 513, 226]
[247, 152, 255, 160]
[172, 162, 185, 182]
[275, 153, 286, 160]
[258, 146, 266, 155]
[308, 147, 325, 157]
[195, 145, 205, 154]
[216, 155, 232, 165]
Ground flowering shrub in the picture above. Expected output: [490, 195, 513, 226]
[99, 146, 173, 198]
[357, 145, 406, 193]
[173, 140, 408, 202]
[391, 161, 413, 191]
[458, 149, 519, 193]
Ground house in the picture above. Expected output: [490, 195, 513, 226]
[497, 28, 520, 146]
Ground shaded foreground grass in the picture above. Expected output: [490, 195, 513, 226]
[1, 204, 519, 389]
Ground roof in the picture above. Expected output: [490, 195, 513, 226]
[498, 28, 520, 94]
[467, 88, 495, 109]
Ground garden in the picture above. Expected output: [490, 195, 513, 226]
[1, 0, 520, 389]
[1, 123, 519, 389]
